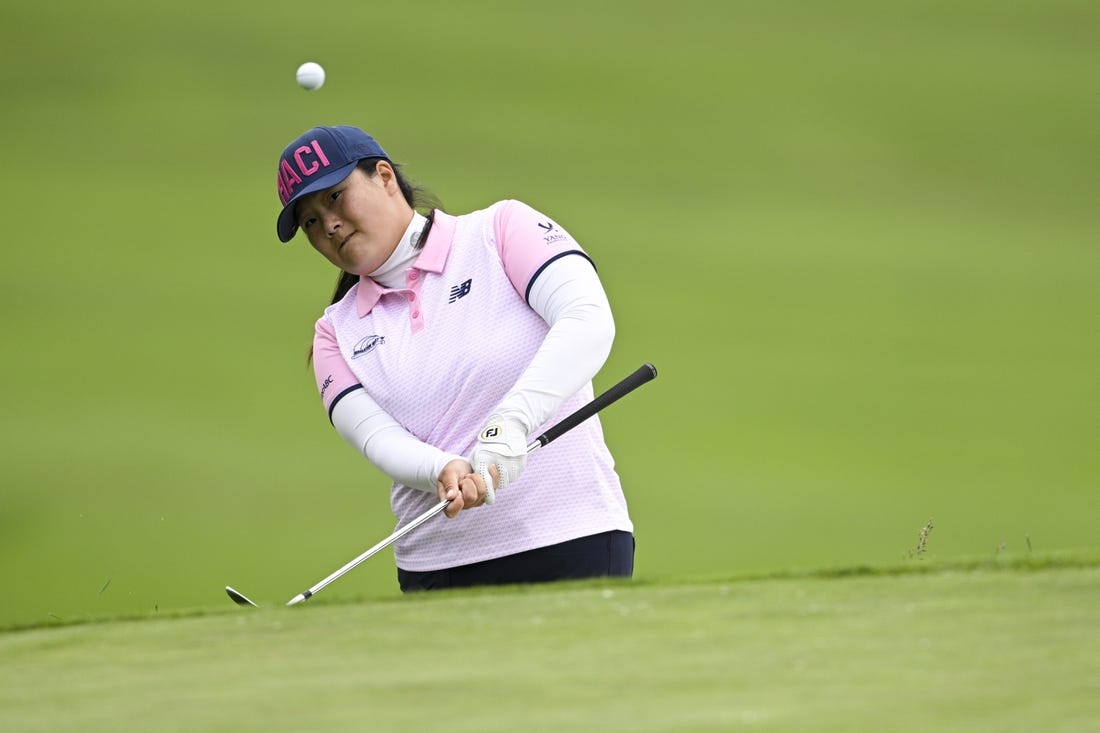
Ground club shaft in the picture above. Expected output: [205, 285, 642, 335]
[286, 362, 657, 606]
[286, 438, 544, 606]
[286, 499, 450, 605]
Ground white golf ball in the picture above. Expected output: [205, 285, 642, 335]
[296, 62, 325, 91]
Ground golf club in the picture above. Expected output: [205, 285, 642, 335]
[226, 362, 657, 608]
[225, 585, 258, 607]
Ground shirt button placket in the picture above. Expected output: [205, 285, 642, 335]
[406, 270, 424, 332]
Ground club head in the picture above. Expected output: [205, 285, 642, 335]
[225, 585, 258, 607]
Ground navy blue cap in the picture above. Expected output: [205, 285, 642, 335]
[275, 125, 388, 242]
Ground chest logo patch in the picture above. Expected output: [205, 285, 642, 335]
[352, 335, 386, 358]
[449, 279, 472, 303]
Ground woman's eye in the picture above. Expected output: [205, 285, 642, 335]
[301, 216, 318, 229]
[330, 190, 342, 202]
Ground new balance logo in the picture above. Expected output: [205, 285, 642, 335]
[449, 279, 472, 303]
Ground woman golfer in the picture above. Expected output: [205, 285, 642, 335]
[274, 125, 634, 591]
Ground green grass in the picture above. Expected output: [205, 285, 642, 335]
[0, 1, 1096, 710]
[2, 558, 1098, 732]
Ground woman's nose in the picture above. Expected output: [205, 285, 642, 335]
[323, 212, 343, 236]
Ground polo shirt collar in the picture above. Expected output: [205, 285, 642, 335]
[355, 210, 458, 317]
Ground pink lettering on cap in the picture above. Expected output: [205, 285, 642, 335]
[277, 139, 333, 205]
[277, 159, 302, 205]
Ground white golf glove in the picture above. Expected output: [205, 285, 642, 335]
[471, 414, 528, 505]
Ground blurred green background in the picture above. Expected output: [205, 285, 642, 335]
[1, 0, 1096, 628]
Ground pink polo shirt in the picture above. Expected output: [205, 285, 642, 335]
[312, 200, 632, 570]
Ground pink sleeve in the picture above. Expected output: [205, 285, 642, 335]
[313, 317, 362, 421]
[492, 199, 595, 303]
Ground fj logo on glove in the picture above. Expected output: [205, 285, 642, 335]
[481, 425, 501, 439]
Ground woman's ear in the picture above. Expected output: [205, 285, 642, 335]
[373, 160, 399, 191]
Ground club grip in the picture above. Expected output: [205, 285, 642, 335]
[531, 363, 657, 450]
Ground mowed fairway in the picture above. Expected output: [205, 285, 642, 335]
[2, 562, 1098, 732]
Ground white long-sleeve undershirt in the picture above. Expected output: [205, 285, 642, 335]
[330, 251, 615, 493]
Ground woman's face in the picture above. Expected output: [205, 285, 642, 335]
[295, 163, 413, 276]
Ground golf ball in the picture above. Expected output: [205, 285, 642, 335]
[296, 62, 325, 91]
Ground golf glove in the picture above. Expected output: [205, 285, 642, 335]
[471, 414, 528, 505]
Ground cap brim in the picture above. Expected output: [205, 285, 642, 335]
[276, 161, 358, 242]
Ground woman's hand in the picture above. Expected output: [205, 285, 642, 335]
[436, 459, 498, 518]
[471, 415, 528, 504]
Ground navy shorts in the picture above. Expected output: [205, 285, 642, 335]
[397, 530, 634, 592]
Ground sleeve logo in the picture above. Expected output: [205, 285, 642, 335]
[537, 220, 568, 245]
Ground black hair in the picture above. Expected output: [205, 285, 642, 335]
[307, 158, 442, 363]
